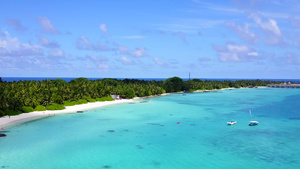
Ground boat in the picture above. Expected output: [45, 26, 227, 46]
[227, 120, 237, 125]
[249, 121, 259, 126]
[0, 134, 6, 137]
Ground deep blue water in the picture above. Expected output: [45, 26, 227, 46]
[1, 77, 300, 83]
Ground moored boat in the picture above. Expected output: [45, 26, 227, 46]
[249, 121, 259, 126]
[227, 120, 237, 125]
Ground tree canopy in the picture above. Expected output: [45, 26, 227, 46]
[0, 77, 279, 117]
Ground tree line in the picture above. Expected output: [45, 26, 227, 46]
[0, 77, 279, 117]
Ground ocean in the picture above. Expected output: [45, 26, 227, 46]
[1, 88, 300, 169]
[1, 77, 300, 83]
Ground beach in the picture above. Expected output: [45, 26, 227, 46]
[0, 99, 134, 128]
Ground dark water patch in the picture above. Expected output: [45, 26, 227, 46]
[0, 131, 10, 133]
[0, 134, 6, 137]
[107, 130, 115, 133]
[254, 94, 300, 119]
[102, 164, 111, 168]
[20, 115, 53, 125]
[147, 123, 163, 126]
[122, 129, 129, 132]
[136, 132, 144, 134]
[256, 115, 268, 117]
[239, 101, 254, 105]
[136, 145, 143, 149]
[207, 128, 298, 165]
[150, 160, 162, 166]
[289, 117, 300, 120]
[205, 108, 215, 111]
[177, 101, 201, 106]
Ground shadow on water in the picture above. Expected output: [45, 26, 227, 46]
[147, 123, 164, 127]
[255, 94, 300, 119]
[206, 128, 298, 165]
[107, 130, 115, 133]
[20, 115, 54, 125]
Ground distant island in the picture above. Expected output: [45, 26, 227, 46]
[0, 77, 280, 118]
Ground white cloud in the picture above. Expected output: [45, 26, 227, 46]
[0, 31, 43, 57]
[0, 32, 72, 72]
[38, 17, 60, 34]
[39, 36, 59, 48]
[100, 24, 107, 33]
[99, 23, 109, 36]
[249, 13, 283, 45]
[118, 46, 129, 54]
[81, 55, 110, 72]
[225, 21, 258, 45]
[84, 55, 108, 63]
[213, 43, 259, 62]
[248, 52, 258, 56]
[120, 56, 134, 64]
[76, 36, 111, 51]
[153, 56, 164, 65]
[98, 63, 109, 72]
[131, 48, 146, 57]
[48, 49, 65, 57]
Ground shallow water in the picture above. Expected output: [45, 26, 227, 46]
[1, 88, 300, 169]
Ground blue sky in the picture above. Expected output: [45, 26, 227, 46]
[1, 0, 300, 79]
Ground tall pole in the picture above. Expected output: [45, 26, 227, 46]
[189, 72, 190, 80]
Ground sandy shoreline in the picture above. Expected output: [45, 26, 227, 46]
[0, 88, 263, 128]
[0, 99, 134, 128]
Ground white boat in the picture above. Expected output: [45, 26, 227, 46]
[249, 121, 259, 126]
[227, 120, 237, 125]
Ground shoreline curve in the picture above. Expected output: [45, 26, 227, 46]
[0, 99, 134, 128]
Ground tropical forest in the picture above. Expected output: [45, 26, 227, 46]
[0, 77, 279, 117]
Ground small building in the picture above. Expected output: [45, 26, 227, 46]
[111, 95, 120, 100]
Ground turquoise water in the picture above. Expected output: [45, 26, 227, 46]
[1, 88, 300, 169]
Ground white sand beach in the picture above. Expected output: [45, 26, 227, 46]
[0, 99, 134, 128]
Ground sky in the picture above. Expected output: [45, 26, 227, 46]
[1, 0, 300, 79]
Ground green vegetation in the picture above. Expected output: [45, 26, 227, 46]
[96, 96, 115, 102]
[45, 103, 65, 110]
[34, 105, 46, 111]
[22, 106, 34, 113]
[0, 77, 280, 117]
